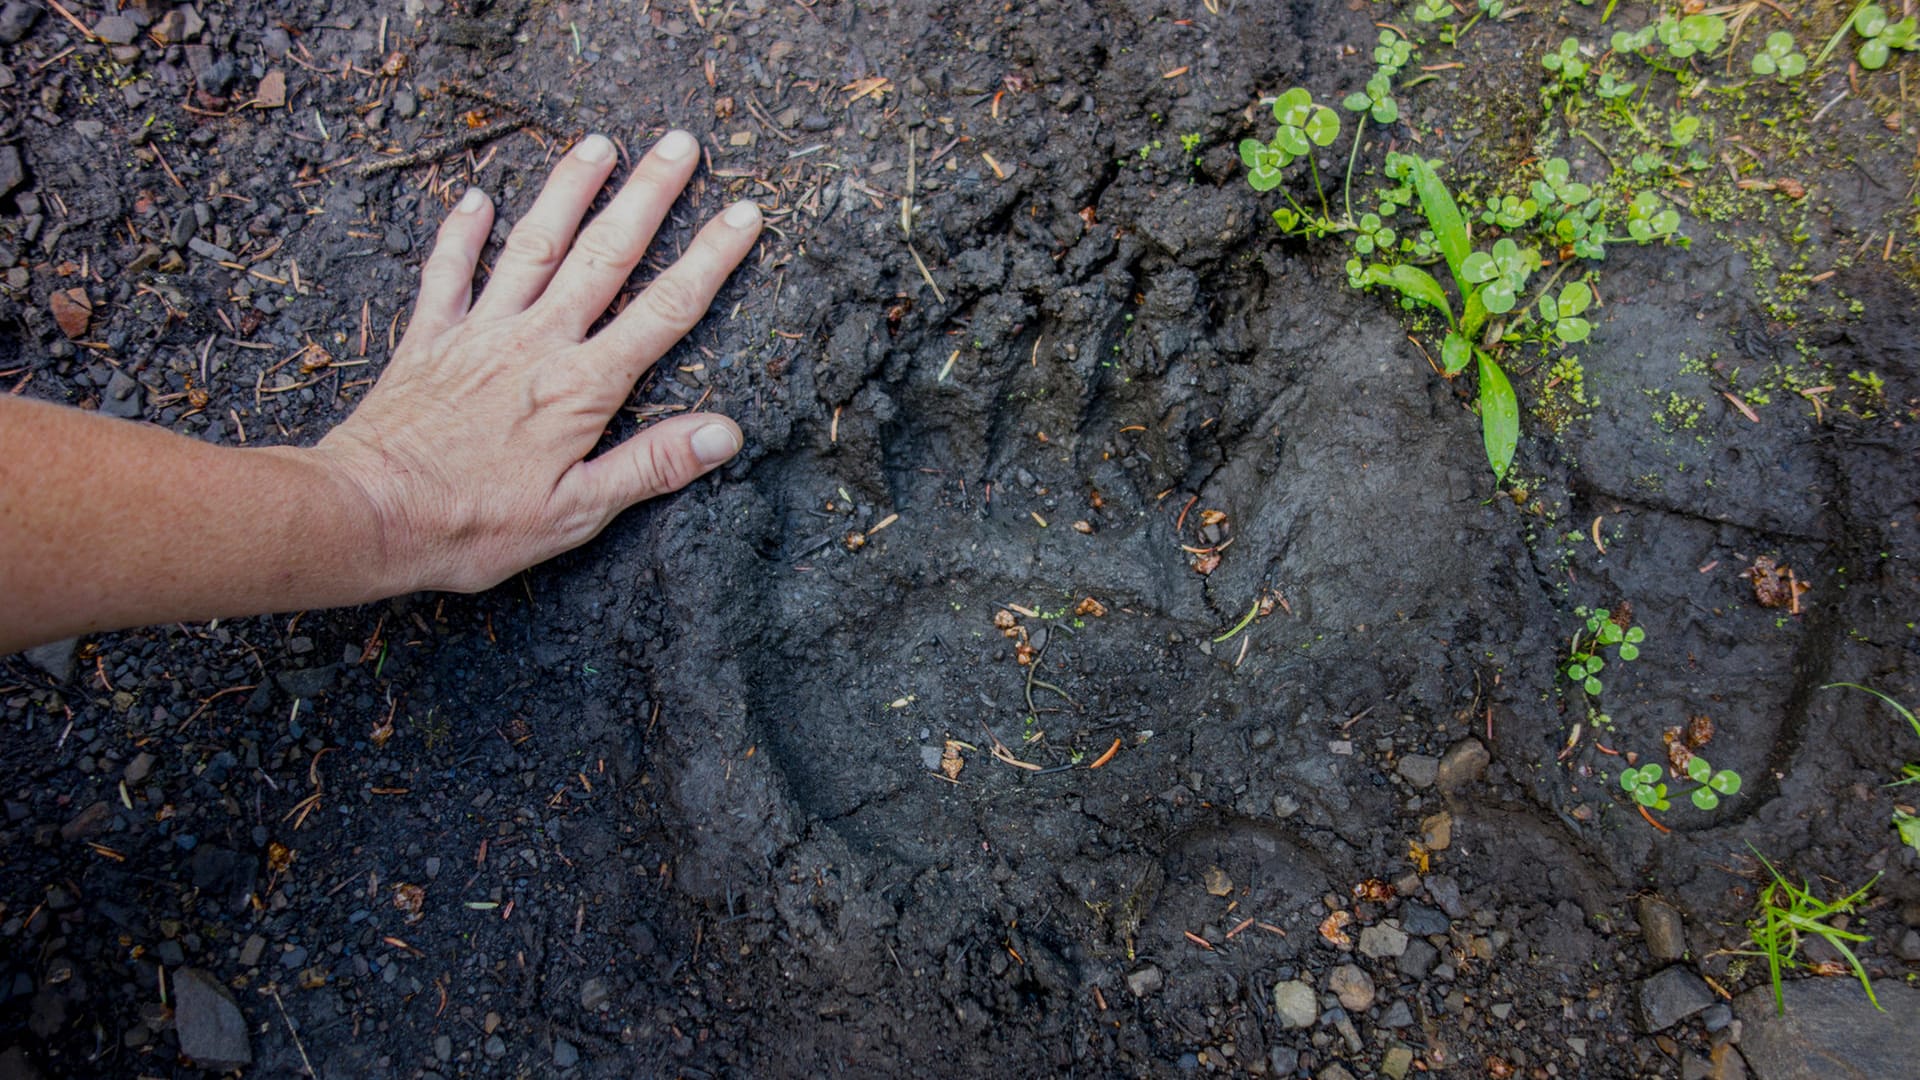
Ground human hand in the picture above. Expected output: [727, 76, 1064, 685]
[315, 130, 759, 595]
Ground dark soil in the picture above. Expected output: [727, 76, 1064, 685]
[3, 0, 1918, 1077]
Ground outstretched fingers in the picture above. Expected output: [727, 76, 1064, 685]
[405, 188, 495, 343]
[534, 130, 701, 334]
[469, 134, 620, 319]
[560, 413, 743, 520]
[590, 200, 762, 388]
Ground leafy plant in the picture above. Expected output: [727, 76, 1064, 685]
[1620, 763, 1670, 809]
[1751, 31, 1808, 79]
[1239, 88, 1339, 191]
[1678, 754, 1743, 810]
[1412, 0, 1451, 24]
[1625, 191, 1682, 243]
[1566, 606, 1644, 698]
[1372, 27, 1413, 76]
[1656, 12, 1728, 60]
[1344, 73, 1400, 124]
[1853, 4, 1919, 70]
[1536, 281, 1594, 344]
[1542, 37, 1590, 83]
[1348, 154, 1524, 477]
[1744, 845, 1881, 1015]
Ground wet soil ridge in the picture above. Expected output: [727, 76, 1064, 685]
[1, 0, 1917, 1077]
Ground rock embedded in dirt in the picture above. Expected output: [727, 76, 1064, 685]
[579, 976, 610, 1011]
[1395, 753, 1438, 788]
[49, 288, 91, 339]
[1327, 964, 1375, 1012]
[92, 14, 138, 45]
[101, 369, 143, 419]
[1124, 965, 1162, 998]
[0, 1, 39, 44]
[172, 968, 251, 1070]
[1272, 979, 1317, 1029]
[553, 1039, 579, 1068]
[1435, 738, 1490, 792]
[0, 144, 23, 199]
[1734, 978, 1920, 1079]
[1397, 938, 1439, 979]
[1638, 897, 1687, 963]
[1358, 923, 1409, 959]
[123, 752, 154, 784]
[22, 637, 77, 682]
[1382, 1045, 1415, 1079]
[1419, 811, 1452, 851]
[1636, 967, 1714, 1032]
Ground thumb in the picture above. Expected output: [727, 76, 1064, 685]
[564, 414, 742, 516]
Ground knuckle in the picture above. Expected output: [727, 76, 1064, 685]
[569, 226, 632, 273]
[502, 226, 566, 270]
[641, 272, 708, 332]
[630, 437, 691, 500]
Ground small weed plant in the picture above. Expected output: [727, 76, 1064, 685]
[1744, 845, 1881, 1015]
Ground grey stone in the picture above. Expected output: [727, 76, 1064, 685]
[1269, 1046, 1298, 1076]
[1397, 938, 1439, 979]
[1734, 978, 1920, 1079]
[1125, 965, 1163, 998]
[21, 637, 77, 681]
[393, 88, 418, 117]
[0, 144, 24, 198]
[483, 1034, 505, 1059]
[260, 27, 291, 58]
[278, 946, 307, 969]
[1272, 979, 1317, 1029]
[1425, 875, 1467, 919]
[433, 1034, 452, 1061]
[1637, 967, 1714, 1032]
[1382, 1045, 1415, 1079]
[276, 665, 339, 699]
[1379, 1000, 1413, 1028]
[1435, 738, 1489, 791]
[553, 1039, 579, 1068]
[101, 370, 143, 419]
[1400, 902, 1448, 936]
[0, 1045, 44, 1080]
[1395, 753, 1438, 788]
[579, 977, 610, 1011]
[1319, 1066, 1357, 1080]
[92, 14, 137, 45]
[0, 2, 41, 44]
[1328, 964, 1375, 1012]
[173, 968, 251, 1069]
[237, 935, 266, 967]
[124, 752, 155, 784]
[1640, 897, 1688, 962]
[1358, 923, 1409, 959]
[1894, 929, 1920, 962]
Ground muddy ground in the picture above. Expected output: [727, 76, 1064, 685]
[3, 0, 1919, 1076]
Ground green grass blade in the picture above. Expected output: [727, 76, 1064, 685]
[1374, 264, 1456, 324]
[1477, 351, 1519, 480]
[1824, 682, 1920, 740]
[1410, 157, 1470, 285]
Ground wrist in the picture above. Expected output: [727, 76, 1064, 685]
[285, 440, 416, 603]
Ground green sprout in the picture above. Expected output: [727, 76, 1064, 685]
[1824, 683, 1920, 855]
[1350, 211, 1395, 255]
[1566, 606, 1643, 696]
[1744, 845, 1881, 1015]
[1238, 88, 1339, 191]
[1541, 37, 1589, 83]
[1343, 73, 1400, 124]
[1853, 4, 1919, 70]
[1668, 114, 1701, 148]
[1679, 754, 1743, 810]
[1537, 281, 1594, 345]
[1372, 28, 1413, 76]
[1626, 191, 1682, 243]
[1751, 31, 1808, 79]
[1179, 131, 1202, 158]
[1620, 763, 1669, 810]
[1412, 0, 1451, 24]
[1656, 12, 1728, 59]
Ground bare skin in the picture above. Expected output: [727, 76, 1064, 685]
[0, 130, 760, 656]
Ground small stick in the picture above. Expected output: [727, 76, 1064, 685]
[269, 987, 316, 1076]
[1638, 803, 1671, 833]
[1089, 738, 1121, 769]
[360, 118, 531, 177]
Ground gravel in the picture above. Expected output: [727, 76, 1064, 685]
[1638, 896, 1687, 962]
[1358, 922, 1409, 959]
[1636, 967, 1714, 1032]
[1435, 738, 1490, 791]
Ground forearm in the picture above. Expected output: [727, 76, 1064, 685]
[0, 396, 389, 654]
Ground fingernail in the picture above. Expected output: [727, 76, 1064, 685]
[657, 129, 697, 161]
[577, 133, 615, 162]
[455, 187, 487, 214]
[724, 200, 761, 228]
[691, 422, 741, 465]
